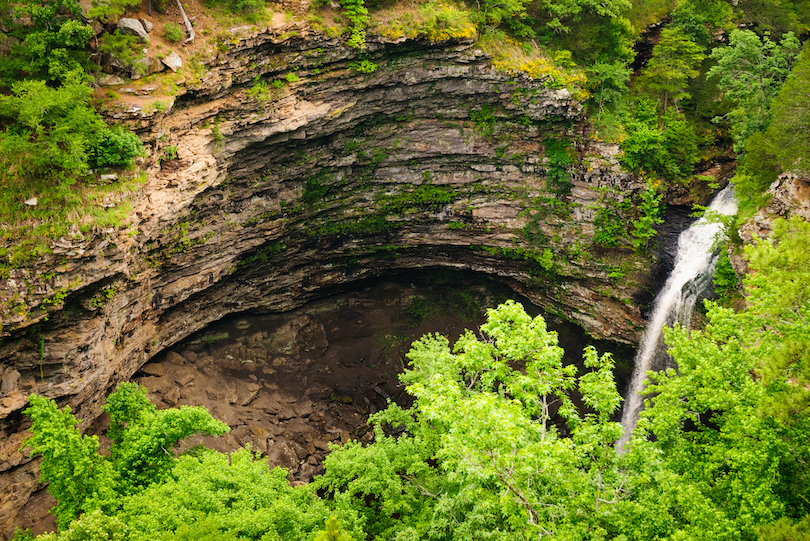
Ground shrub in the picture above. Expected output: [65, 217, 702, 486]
[712, 251, 738, 303]
[88, 126, 143, 168]
[348, 60, 377, 73]
[163, 22, 184, 43]
[630, 183, 664, 253]
[203, 0, 264, 17]
[98, 31, 144, 67]
[162, 145, 178, 161]
[593, 189, 631, 247]
[339, 0, 369, 49]
[620, 98, 700, 182]
[543, 138, 573, 193]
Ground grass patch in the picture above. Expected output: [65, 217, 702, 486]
[373, 1, 477, 42]
[0, 173, 145, 272]
[478, 31, 588, 98]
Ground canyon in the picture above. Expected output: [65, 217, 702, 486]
[0, 21, 713, 537]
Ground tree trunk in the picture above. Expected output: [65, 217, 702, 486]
[175, 0, 194, 44]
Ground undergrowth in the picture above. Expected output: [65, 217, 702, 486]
[479, 31, 588, 99]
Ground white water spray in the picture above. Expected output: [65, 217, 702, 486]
[618, 184, 738, 449]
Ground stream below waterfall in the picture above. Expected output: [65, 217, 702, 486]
[619, 184, 738, 448]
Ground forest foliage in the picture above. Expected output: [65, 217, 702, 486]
[0, 0, 144, 272]
[16, 216, 810, 541]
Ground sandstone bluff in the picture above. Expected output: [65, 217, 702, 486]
[0, 23, 658, 536]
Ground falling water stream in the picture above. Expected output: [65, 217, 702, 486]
[618, 184, 738, 449]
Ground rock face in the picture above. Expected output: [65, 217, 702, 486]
[731, 172, 810, 274]
[116, 17, 150, 43]
[0, 26, 654, 537]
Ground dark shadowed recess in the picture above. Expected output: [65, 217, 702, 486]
[126, 271, 635, 471]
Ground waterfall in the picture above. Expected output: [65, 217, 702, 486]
[618, 184, 738, 449]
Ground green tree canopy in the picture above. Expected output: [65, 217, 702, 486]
[22, 383, 230, 528]
[318, 300, 625, 540]
[0, 0, 93, 85]
[635, 27, 706, 112]
[761, 43, 810, 176]
[623, 216, 810, 539]
[17, 216, 810, 541]
[708, 29, 800, 153]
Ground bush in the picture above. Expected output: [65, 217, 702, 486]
[163, 22, 184, 43]
[98, 30, 144, 67]
[162, 145, 178, 161]
[203, 0, 264, 17]
[630, 183, 664, 253]
[339, 0, 369, 49]
[620, 98, 700, 182]
[348, 60, 377, 73]
[543, 138, 573, 193]
[712, 251, 738, 303]
[88, 126, 143, 169]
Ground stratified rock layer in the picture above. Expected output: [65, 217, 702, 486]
[0, 26, 652, 537]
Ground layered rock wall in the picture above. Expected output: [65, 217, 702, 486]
[0, 25, 651, 537]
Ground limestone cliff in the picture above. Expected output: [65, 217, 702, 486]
[0, 23, 653, 536]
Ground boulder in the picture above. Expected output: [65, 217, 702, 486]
[140, 362, 165, 376]
[117, 18, 150, 43]
[0, 33, 20, 56]
[1, 370, 19, 394]
[98, 74, 125, 86]
[162, 51, 183, 72]
[131, 56, 164, 79]
[77, 0, 93, 18]
[175, 371, 195, 386]
[165, 351, 185, 364]
[140, 18, 154, 32]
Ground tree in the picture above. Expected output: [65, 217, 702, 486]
[620, 98, 701, 182]
[761, 44, 810, 175]
[22, 383, 230, 529]
[0, 0, 92, 86]
[86, 0, 142, 22]
[708, 29, 800, 153]
[318, 301, 625, 540]
[669, 0, 733, 47]
[539, 0, 630, 34]
[587, 60, 631, 114]
[314, 517, 353, 541]
[117, 448, 363, 541]
[635, 27, 706, 112]
[0, 73, 141, 177]
[622, 216, 810, 539]
[21, 396, 113, 528]
[630, 183, 663, 253]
